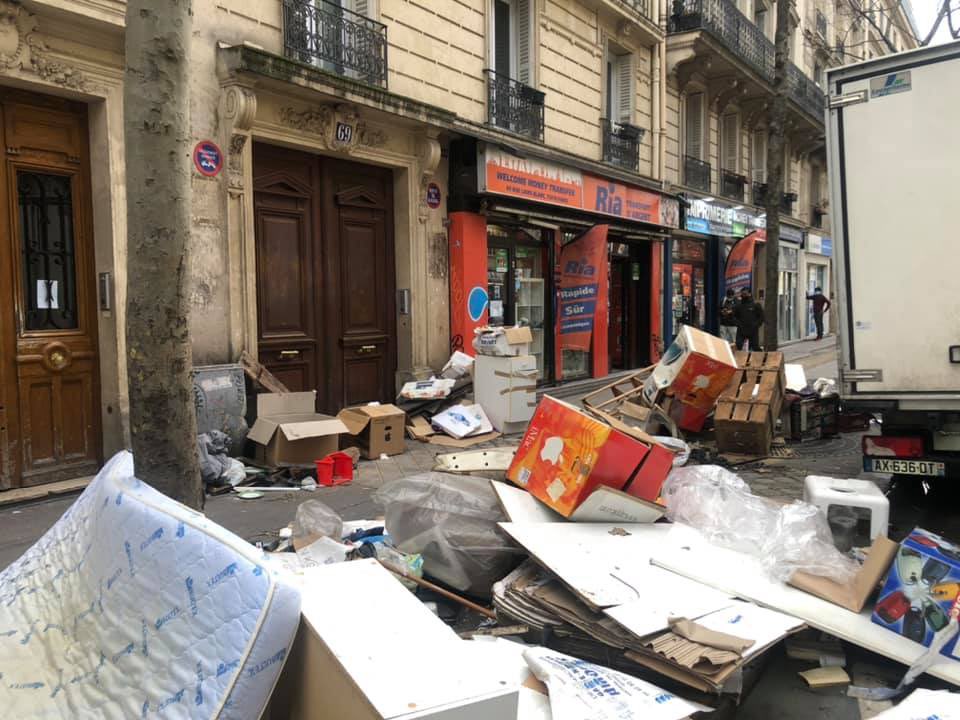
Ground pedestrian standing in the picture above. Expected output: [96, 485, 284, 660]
[733, 289, 765, 351]
[719, 288, 738, 345]
[806, 286, 831, 340]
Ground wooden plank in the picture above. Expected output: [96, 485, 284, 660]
[239, 350, 290, 394]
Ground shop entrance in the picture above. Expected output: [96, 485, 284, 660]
[253, 144, 396, 413]
[0, 90, 102, 489]
[486, 225, 551, 381]
[671, 237, 707, 336]
[608, 247, 652, 371]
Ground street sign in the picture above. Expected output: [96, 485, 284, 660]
[193, 140, 223, 177]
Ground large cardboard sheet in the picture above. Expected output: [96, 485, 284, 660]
[652, 525, 960, 686]
[0, 452, 302, 718]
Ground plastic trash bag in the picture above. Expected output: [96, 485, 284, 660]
[373, 473, 518, 596]
[652, 436, 691, 467]
[813, 377, 838, 397]
[661, 465, 858, 585]
[292, 500, 343, 543]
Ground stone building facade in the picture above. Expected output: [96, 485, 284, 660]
[0, 0, 916, 489]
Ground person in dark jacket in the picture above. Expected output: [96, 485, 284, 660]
[806, 286, 831, 340]
[719, 288, 738, 345]
[733, 289, 765, 351]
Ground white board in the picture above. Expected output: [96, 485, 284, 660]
[604, 578, 735, 640]
[493, 482, 565, 524]
[498, 522, 729, 615]
[652, 524, 960, 687]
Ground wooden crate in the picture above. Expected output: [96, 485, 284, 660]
[715, 351, 786, 455]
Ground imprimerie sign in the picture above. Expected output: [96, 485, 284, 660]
[685, 198, 765, 237]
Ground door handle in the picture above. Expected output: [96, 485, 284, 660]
[279, 350, 301, 359]
[358, 345, 377, 354]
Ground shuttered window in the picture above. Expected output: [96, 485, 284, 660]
[516, 0, 531, 84]
[721, 114, 739, 171]
[492, 0, 532, 84]
[752, 130, 767, 183]
[606, 47, 634, 124]
[494, 0, 511, 78]
[685, 93, 704, 160]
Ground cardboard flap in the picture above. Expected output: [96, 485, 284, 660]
[257, 391, 317, 416]
[570, 486, 665, 523]
[504, 326, 533, 344]
[337, 408, 372, 436]
[363, 404, 403, 418]
[788, 536, 898, 612]
[279, 418, 349, 441]
[247, 417, 279, 445]
[684, 325, 738, 367]
[586, 405, 661, 447]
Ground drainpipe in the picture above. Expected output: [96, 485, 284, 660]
[657, 0, 669, 183]
[652, 41, 662, 181]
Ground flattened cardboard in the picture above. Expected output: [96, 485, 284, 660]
[799, 666, 850, 688]
[249, 392, 348, 466]
[789, 535, 898, 613]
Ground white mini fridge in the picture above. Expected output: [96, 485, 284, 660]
[473, 354, 537, 434]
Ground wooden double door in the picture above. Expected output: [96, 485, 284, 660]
[253, 144, 396, 414]
[0, 91, 101, 489]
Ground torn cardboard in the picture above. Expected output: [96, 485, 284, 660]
[473, 325, 533, 356]
[789, 535, 898, 613]
[338, 404, 406, 459]
[248, 392, 347, 466]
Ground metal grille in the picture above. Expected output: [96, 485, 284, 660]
[669, 0, 826, 122]
[619, 0, 651, 18]
[684, 155, 711, 191]
[486, 69, 546, 141]
[602, 118, 643, 172]
[752, 182, 798, 214]
[283, 0, 388, 88]
[752, 181, 769, 206]
[18, 172, 77, 331]
[720, 169, 746, 201]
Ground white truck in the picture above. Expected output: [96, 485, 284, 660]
[826, 40, 960, 480]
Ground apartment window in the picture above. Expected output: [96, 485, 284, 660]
[752, 130, 767, 183]
[605, 45, 634, 124]
[721, 114, 739, 171]
[684, 93, 705, 160]
[755, 7, 768, 36]
[810, 164, 823, 204]
[493, 0, 532, 84]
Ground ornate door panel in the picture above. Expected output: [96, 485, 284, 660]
[0, 92, 101, 488]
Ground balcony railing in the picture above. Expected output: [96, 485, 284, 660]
[684, 155, 711, 191]
[720, 169, 747, 201]
[669, 0, 826, 122]
[619, 0, 651, 19]
[602, 119, 644, 172]
[486, 69, 546, 142]
[283, 0, 388, 88]
[753, 182, 797, 214]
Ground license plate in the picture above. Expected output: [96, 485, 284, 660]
[864, 458, 946, 477]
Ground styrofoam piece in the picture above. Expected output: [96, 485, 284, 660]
[0, 451, 301, 719]
[492, 482, 664, 526]
[436, 448, 518, 474]
[803, 476, 889, 540]
[497, 522, 728, 612]
[651, 524, 960, 686]
[292, 560, 518, 718]
[785, 363, 808, 392]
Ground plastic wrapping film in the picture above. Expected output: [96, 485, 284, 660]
[374, 473, 520, 595]
[662, 465, 858, 585]
[0, 451, 301, 719]
[292, 500, 343, 543]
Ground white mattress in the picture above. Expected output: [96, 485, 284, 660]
[0, 452, 301, 719]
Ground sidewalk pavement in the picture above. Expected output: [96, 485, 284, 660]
[780, 334, 837, 362]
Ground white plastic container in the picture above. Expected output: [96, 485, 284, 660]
[803, 476, 889, 543]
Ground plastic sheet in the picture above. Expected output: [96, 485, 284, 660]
[293, 499, 343, 543]
[374, 473, 518, 595]
[662, 465, 859, 585]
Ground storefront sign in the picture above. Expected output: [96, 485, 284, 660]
[558, 225, 609, 351]
[480, 148, 678, 228]
[807, 233, 833, 256]
[685, 198, 764, 237]
[781, 224, 804, 244]
[724, 230, 764, 293]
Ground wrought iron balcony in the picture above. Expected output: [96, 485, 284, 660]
[781, 191, 797, 215]
[486, 69, 546, 142]
[720, 169, 747, 201]
[283, 0, 388, 88]
[619, 0, 651, 18]
[668, 0, 826, 123]
[684, 155, 711, 192]
[602, 119, 644, 172]
[753, 182, 798, 214]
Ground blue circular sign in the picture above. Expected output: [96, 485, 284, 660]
[467, 286, 488, 322]
[193, 140, 223, 177]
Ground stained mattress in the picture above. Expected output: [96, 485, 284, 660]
[0, 452, 301, 719]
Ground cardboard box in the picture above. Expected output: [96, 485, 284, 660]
[247, 392, 348, 466]
[272, 560, 519, 720]
[337, 404, 406, 459]
[715, 350, 786, 456]
[663, 397, 711, 434]
[473, 354, 537, 433]
[872, 529, 960, 654]
[643, 325, 738, 411]
[506, 396, 671, 516]
[472, 325, 533, 356]
[790, 535, 897, 612]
